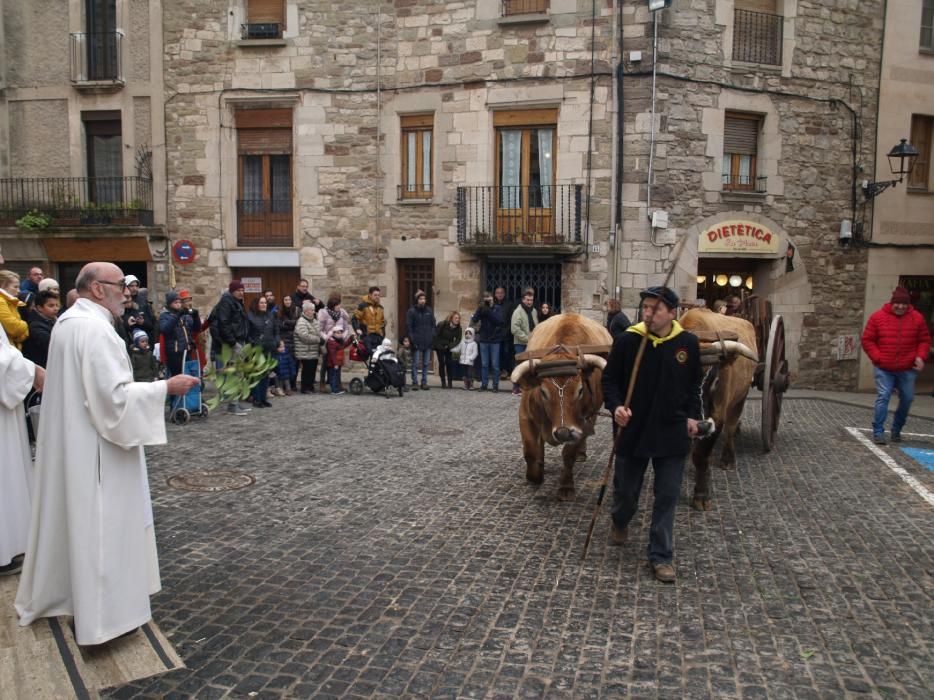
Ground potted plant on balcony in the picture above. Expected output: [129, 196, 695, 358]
[80, 202, 113, 225]
[15, 209, 52, 231]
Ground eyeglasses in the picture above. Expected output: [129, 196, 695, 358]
[96, 279, 127, 290]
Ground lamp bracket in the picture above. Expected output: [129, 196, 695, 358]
[862, 179, 899, 201]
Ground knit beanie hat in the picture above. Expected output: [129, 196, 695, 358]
[38, 278, 60, 292]
[229, 280, 245, 293]
[165, 291, 180, 305]
[890, 286, 910, 305]
[132, 329, 148, 347]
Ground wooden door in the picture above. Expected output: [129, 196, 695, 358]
[397, 258, 434, 342]
[231, 267, 300, 312]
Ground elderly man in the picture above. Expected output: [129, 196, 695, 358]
[15, 262, 198, 646]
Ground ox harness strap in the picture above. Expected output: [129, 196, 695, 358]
[548, 377, 570, 429]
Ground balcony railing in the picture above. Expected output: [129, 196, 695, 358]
[502, 0, 549, 16]
[241, 23, 282, 40]
[70, 32, 124, 84]
[237, 199, 293, 246]
[457, 185, 582, 246]
[0, 177, 153, 226]
[723, 174, 767, 193]
[732, 9, 782, 66]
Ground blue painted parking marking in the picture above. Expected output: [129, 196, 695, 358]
[902, 447, 934, 472]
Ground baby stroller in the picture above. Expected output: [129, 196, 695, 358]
[168, 348, 208, 424]
[349, 340, 405, 398]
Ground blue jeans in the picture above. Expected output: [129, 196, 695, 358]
[412, 348, 430, 385]
[612, 453, 686, 564]
[514, 343, 527, 358]
[478, 342, 500, 389]
[873, 367, 916, 437]
[328, 366, 343, 393]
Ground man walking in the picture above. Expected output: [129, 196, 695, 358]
[15, 262, 198, 645]
[601, 286, 702, 583]
[861, 286, 930, 444]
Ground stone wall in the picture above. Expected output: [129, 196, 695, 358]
[9, 100, 70, 177]
[3, 0, 68, 88]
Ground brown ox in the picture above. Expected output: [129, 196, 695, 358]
[679, 308, 758, 510]
[511, 314, 612, 500]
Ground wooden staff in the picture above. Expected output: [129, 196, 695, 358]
[581, 233, 689, 560]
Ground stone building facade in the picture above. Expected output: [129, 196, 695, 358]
[0, 0, 168, 291]
[616, 0, 888, 390]
[161, 0, 909, 389]
[857, 0, 934, 392]
[163, 0, 617, 341]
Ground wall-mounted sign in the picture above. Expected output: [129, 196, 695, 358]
[172, 239, 197, 264]
[241, 276, 263, 293]
[698, 220, 780, 255]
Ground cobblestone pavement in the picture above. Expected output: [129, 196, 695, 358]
[104, 389, 934, 699]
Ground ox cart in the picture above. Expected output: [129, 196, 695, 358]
[688, 297, 790, 452]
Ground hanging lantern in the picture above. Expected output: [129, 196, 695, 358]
[696, 275, 706, 284]
[715, 274, 728, 287]
[745, 276, 754, 290]
[729, 274, 743, 287]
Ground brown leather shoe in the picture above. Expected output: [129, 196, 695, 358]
[609, 524, 628, 546]
[652, 562, 676, 583]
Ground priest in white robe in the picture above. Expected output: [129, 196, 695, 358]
[0, 323, 44, 574]
[14, 262, 199, 646]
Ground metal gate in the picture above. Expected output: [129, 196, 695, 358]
[484, 261, 562, 310]
[397, 258, 435, 341]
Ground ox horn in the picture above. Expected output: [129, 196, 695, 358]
[581, 354, 607, 371]
[510, 360, 533, 384]
[706, 340, 758, 362]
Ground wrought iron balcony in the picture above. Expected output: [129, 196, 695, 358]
[0, 177, 153, 226]
[723, 174, 767, 193]
[456, 184, 583, 250]
[241, 23, 282, 40]
[70, 32, 124, 85]
[237, 199, 293, 246]
[502, 0, 549, 16]
[732, 9, 782, 66]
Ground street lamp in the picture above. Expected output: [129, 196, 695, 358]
[862, 138, 919, 200]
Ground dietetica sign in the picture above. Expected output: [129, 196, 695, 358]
[698, 220, 780, 254]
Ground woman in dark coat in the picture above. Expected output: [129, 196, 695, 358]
[432, 311, 463, 389]
[278, 294, 301, 392]
[247, 296, 280, 407]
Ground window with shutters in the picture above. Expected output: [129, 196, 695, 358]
[400, 114, 433, 200]
[236, 109, 293, 246]
[908, 115, 933, 192]
[502, 0, 550, 16]
[722, 112, 764, 192]
[242, 0, 285, 39]
[83, 110, 123, 204]
[923, 0, 934, 52]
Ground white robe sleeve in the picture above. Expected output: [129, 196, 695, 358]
[0, 339, 35, 410]
[82, 329, 168, 448]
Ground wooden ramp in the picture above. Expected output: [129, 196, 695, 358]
[0, 575, 184, 699]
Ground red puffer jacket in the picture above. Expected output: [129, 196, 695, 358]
[861, 304, 931, 372]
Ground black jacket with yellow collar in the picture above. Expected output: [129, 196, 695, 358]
[601, 320, 703, 459]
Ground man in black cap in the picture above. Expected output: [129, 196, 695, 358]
[601, 285, 703, 583]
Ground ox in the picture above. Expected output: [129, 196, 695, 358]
[510, 314, 612, 500]
[679, 308, 758, 510]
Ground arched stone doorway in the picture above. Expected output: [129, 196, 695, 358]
[676, 212, 813, 377]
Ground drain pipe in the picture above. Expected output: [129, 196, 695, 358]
[374, 2, 382, 254]
[610, 2, 623, 297]
[645, 10, 659, 225]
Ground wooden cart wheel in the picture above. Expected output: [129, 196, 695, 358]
[761, 314, 789, 452]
